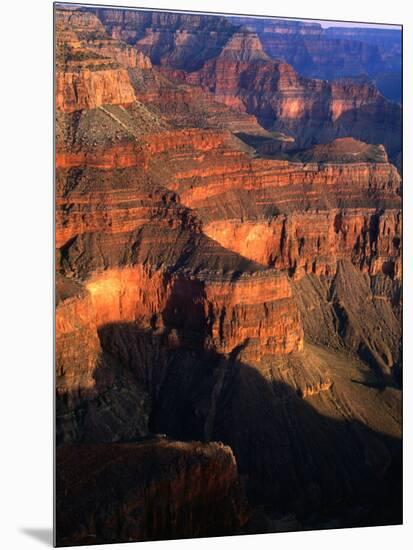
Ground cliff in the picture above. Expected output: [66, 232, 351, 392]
[56, 440, 248, 545]
[56, 274, 100, 399]
[83, 8, 401, 156]
[55, 274, 151, 446]
[56, 61, 136, 112]
[55, 9, 138, 112]
[171, 37, 400, 156]
[232, 17, 401, 102]
[92, 7, 237, 71]
[56, 7, 152, 69]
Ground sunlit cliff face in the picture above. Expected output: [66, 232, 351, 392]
[83, 265, 304, 358]
[202, 208, 402, 279]
[85, 267, 168, 327]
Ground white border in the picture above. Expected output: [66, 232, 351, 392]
[2, 0, 411, 548]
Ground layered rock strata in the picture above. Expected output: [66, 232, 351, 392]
[162, 32, 400, 156]
[231, 17, 401, 102]
[55, 6, 402, 544]
[72, 7, 401, 156]
[56, 441, 248, 546]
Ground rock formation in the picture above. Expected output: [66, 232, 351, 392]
[55, 6, 402, 546]
[55, 11, 138, 112]
[161, 32, 400, 157]
[56, 441, 248, 546]
[232, 17, 402, 103]
[90, 8, 401, 158]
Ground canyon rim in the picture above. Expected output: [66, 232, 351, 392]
[54, 3, 402, 546]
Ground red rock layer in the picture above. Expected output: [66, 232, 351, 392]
[56, 275, 100, 400]
[204, 209, 402, 279]
[55, 8, 153, 70]
[56, 117, 399, 370]
[56, 67, 136, 113]
[55, 128, 230, 169]
[89, 8, 400, 155]
[135, 132, 401, 278]
[56, 272, 152, 446]
[55, 8, 140, 112]
[55, 179, 181, 248]
[167, 271, 304, 357]
[82, 39, 152, 69]
[171, 158, 400, 204]
[92, 8, 237, 71]
[83, 265, 303, 359]
[156, 30, 400, 155]
[133, 80, 269, 136]
[178, 52, 387, 125]
[56, 440, 248, 545]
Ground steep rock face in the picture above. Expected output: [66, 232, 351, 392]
[130, 28, 398, 157]
[56, 7, 152, 69]
[170, 155, 400, 205]
[92, 7, 237, 70]
[90, 9, 401, 156]
[56, 441, 248, 546]
[232, 17, 401, 102]
[56, 274, 100, 399]
[138, 133, 400, 280]
[167, 271, 303, 357]
[176, 45, 400, 155]
[95, 8, 401, 102]
[80, 38, 152, 69]
[56, 9, 138, 112]
[56, 7, 107, 34]
[56, 65, 136, 113]
[56, 70, 401, 416]
[55, 105, 401, 501]
[55, 106, 306, 445]
[137, 129, 399, 380]
[55, 165, 197, 247]
[75, 265, 303, 361]
[56, 127, 232, 170]
[55, 274, 151, 447]
[203, 208, 401, 279]
[132, 76, 269, 136]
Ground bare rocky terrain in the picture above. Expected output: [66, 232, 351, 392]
[55, 6, 402, 546]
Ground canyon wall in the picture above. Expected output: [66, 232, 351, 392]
[82, 8, 401, 156]
[56, 441, 248, 546]
[166, 30, 401, 156]
[231, 17, 401, 103]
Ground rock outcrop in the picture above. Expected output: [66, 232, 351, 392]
[56, 440, 248, 546]
[88, 8, 401, 156]
[55, 8, 138, 112]
[92, 7, 237, 71]
[232, 17, 401, 102]
[165, 35, 400, 156]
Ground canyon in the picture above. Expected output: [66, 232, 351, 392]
[55, 6, 402, 547]
[92, 7, 401, 158]
[231, 18, 401, 103]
